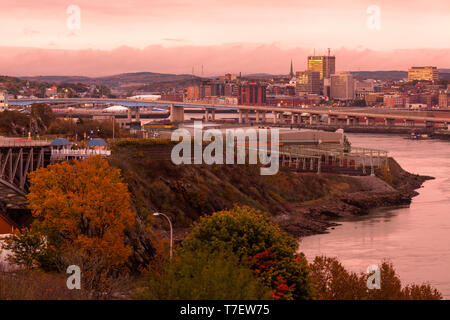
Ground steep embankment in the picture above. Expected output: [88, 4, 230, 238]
[109, 140, 431, 239]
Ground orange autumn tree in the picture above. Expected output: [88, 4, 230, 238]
[27, 156, 135, 272]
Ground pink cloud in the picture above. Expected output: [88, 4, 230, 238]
[0, 44, 449, 77]
[1, 0, 449, 51]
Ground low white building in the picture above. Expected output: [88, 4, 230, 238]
[103, 105, 129, 113]
[128, 95, 161, 101]
[407, 103, 427, 110]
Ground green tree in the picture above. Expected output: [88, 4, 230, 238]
[2, 228, 53, 270]
[137, 248, 271, 300]
[31, 103, 55, 132]
[0, 110, 29, 136]
[181, 206, 314, 300]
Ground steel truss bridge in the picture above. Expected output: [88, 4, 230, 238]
[0, 140, 51, 195]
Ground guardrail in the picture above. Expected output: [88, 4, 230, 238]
[51, 149, 111, 157]
[0, 139, 51, 147]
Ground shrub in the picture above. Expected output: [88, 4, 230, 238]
[310, 256, 442, 300]
[2, 228, 54, 270]
[0, 267, 91, 300]
[181, 206, 314, 300]
[136, 248, 271, 300]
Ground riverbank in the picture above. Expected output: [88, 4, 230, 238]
[108, 141, 431, 241]
[274, 162, 432, 237]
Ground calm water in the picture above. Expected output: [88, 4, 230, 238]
[299, 133, 450, 298]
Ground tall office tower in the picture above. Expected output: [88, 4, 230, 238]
[307, 54, 336, 80]
[330, 72, 355, 101]
[408, 66, 439, 82]
[295, 71, 321, 95]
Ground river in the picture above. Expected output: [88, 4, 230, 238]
[299, 133, 450, 298]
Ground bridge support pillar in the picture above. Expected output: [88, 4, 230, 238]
[262, 111, 266, 123]
[328, 116, 335, 125]
[384, 118, 395, 127]
[135, 108, 140, 122]
[169, 104, 184, 123]
[346, 116, 359, 126]
[127, 108, 132, 122]
[255, 111, 260, 123]
[245, 111, 249, 124]
[291, 114, 295, 124]
[238, 110, 243, 124]
[272, 111, 277, 124]
[425, 121, 434, 128]
[204, 109, 209, 122]
[309, 115, 314, 125]
[365, 117, 376, 126]
[211, 109, 216, 121]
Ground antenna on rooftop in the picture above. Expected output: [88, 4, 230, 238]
[328, 48, 331, 56]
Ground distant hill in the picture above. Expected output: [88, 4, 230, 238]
[20, 75, 92, 83]
[20, 72, 203, 93]
[244, 73, 286, 79]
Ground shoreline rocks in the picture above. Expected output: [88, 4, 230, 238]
[275, 168, 433, 238]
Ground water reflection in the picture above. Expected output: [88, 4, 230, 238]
[299, 134, 450, 299]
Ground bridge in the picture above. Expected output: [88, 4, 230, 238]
[8, 98, 450, 128]
[0, 138, 113, 196]
[0, 140, 51, 196]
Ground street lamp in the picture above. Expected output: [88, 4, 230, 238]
[153, 212, 173, 260]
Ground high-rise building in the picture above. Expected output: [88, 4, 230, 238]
[307, 55, 336, 80]
[330, 72, 355, 101]
[408, 66, 439, 82]
[439, 90, 449, 108]
[295, 71, 321, 95]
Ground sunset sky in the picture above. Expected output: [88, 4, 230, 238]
[0, 0, 449, 76]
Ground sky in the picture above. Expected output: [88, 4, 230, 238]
[0, 0, 449, 76]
